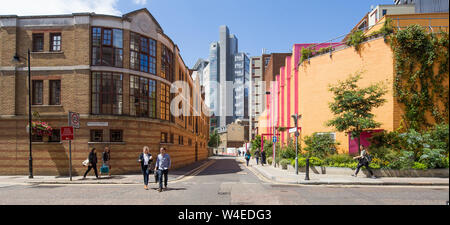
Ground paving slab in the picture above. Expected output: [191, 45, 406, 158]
[0, 159, 212, 185]
[237, 156, 449, 186]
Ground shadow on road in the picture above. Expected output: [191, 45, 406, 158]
[193, 158, 243, 176]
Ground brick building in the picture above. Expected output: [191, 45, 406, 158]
[0, 8, 210, 175]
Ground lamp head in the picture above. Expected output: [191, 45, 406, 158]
[12, 54, 21, 63]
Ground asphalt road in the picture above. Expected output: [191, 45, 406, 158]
[0, 156, 448, 205]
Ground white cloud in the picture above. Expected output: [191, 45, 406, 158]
[0, 0, 122, 16]
[133, 0, 147, 5]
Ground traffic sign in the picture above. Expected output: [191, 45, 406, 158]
[69, 112, 80, 129]
[272, 136, 277, 143]
[289, 127, 297, 133]
[61, 126, 74, 141]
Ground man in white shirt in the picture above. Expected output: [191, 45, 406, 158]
[156, 147, 171, 192]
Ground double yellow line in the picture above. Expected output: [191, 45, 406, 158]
[170, 160, 216, 183]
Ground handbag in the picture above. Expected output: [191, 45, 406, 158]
[82, 159, 89, 166]
[100, 164, 109, 173]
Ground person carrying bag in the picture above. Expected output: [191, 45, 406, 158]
[138, 146, 153, 190]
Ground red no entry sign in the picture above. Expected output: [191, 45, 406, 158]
[61, 126, 74, 140]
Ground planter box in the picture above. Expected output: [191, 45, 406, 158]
[290, 166, 449, 178]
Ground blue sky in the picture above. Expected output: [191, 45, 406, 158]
[2, 0, 395, 67]
[118, 0, 394, 67]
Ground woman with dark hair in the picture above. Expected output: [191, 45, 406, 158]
[83, 148, 99, 179]
[101, 146, 111, 177]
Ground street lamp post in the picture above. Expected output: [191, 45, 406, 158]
[291, 114, 301, 175]
[14, 49, 33, 179]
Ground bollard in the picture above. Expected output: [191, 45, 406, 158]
[305, 158, 310, 180]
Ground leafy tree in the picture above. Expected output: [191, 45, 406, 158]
[326, 71, 388, 154]
[208, 130, 221, 148]
[250, 135, 262, 154]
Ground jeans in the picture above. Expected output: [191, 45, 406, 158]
[256, 157, 259, 165]
[246, 159, 249, 166]
[157, 169, 169, 189]
[142, 165, 150, 185]
[355, 162, 374, 176]
[83, 164, 98, 178]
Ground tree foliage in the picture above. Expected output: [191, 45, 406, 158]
[326, 71, 388, 153]
[208, 130, 221, 148]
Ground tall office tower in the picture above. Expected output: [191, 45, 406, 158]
[204, 25, 248, 130]
[208, 42, 220, 128]
[233, 52, 250, 121]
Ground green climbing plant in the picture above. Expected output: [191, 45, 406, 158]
[390, 24, 449, 131]
[346, 30, 366, 52]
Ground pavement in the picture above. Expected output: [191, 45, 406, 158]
[236, 156, 450, 186]
[0, 158, 213, 185]
[0, 156, 448, 187]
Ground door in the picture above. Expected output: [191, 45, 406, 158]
[348, 129, 384, 155]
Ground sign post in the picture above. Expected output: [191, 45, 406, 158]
[61, 126, 74, 180]
[66, 111, 79, 181]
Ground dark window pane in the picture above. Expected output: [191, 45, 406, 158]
[92, 47, 101, 65]
[32, 34, 44, 52]
[110, 130, 123, 142]
[141, 37, 148, 53]
[49, 80, 61, 105]
[90, 130, 103, 142]
[48, 129, 60, 142]
[32, 80, 43, 105]
[102, 47, 113, 66]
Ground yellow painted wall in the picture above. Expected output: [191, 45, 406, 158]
[298, 38, 395, 154]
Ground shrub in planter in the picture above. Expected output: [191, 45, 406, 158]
[303, 133, 339, 159]
[280, 159, 290, 170]
[412, 162, 428, 170]
[369, 163, 381, 169]
[309, 157, 323, 166]
[346, 162, 359, 169]
[388, 150, 415, 170]
[267, 157, 273, 165]
[442, 157, 449, 168]
[291, 157, 306, 167]
[419, 148, 446, 169]
[323, 154, 353, 165]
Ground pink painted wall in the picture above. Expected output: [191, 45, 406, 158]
[348, 129, 384, 155]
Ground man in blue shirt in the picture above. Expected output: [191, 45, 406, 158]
[156, 147, 171, 192]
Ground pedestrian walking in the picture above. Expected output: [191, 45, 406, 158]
[261, 150, 266, 166]
[100, 146, 111, 177]
[254, 150, 260, 165]
[83, 148, 99, 179]
[352, 146, 376, 179]
[244, 151, 251, 166]
[138, 146, 153, 190]
[156, 147, 171, 192]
